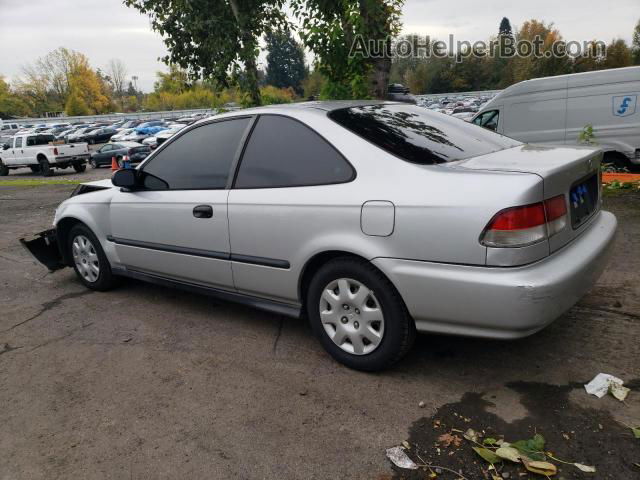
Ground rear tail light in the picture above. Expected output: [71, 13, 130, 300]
[481, 195, 567, 247]
[53, 147, 59, 155]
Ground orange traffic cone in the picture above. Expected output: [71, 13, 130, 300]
[111, 156, 119, 171]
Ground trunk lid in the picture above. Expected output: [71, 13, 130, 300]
[449, 144, 603, 253]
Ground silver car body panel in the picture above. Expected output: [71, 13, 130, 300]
[51, 102, 617, 339]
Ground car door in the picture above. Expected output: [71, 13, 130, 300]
[109, 116, 253, 289]
[95, 144, 113, 164]
[227, 114, 356, 304]
[7, 136, 24, 165]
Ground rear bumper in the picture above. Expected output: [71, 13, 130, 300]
[19, 228, 65, 271]
[374, 210, 617, 339]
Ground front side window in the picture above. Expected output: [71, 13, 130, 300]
[329, 104, 517, 164]
[234, 115, 354, 189]
[142, 118, 250, 190]
[15, 137, 23, 148]
[473, 110, 500, 131]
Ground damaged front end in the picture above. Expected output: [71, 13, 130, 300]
[20, 229, 65, 272]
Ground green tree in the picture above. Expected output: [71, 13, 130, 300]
[124, 0, 286, 106]
[265, 30, 306, 93]
[292, 0, 403, 99]
[499, 17, 513, 37]
[632, 19, 640, 65]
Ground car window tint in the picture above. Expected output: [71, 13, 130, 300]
[235, 115, 354, 189]
[329, 104, 519, 164]
[143, 118, 250, 190]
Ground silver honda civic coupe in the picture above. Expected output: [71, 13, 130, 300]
[22, 101, 617, 371]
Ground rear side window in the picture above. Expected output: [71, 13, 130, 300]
[235, 115, 354, 189]
[329, 104, 519, 164]
[142, 118, 250, 190]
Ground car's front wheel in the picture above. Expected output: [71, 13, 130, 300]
[68, 224, 117, 291]
[307, 257, 415, 371]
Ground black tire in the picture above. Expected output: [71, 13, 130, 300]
[73, 163, 86, 173]
[0, 160, 8, 176]
[67, 224, 118, 291]
[306, 257, 415, 371]
[29, 165, 41, 173]
[603, 152, 632, 172]
[90, 158, 98, 169]
[39, 157, 53, 177]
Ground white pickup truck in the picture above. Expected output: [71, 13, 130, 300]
[0, 133, 90, 176]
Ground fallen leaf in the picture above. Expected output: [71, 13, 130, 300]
[574, 463, 596, 473]
[402, 441, 411, 449]
[631, 427, 640, 439]
[437, 433, 462, 448]
[496, 446, 521, 463]
[483, 437, 497, 445]
[521, 457, 557, 476]
[511, 434, 546, 461]
[472, 447, 502, 464]
[609, 383, 630, 401]
[463, 428, 479, 443]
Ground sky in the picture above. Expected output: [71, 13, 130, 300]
[0, 0, 637, 92]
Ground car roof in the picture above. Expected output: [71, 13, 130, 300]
[112, 141, 143, 147]
[193, 100, 400, 127]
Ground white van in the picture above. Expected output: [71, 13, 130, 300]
[472, 66, 640, 168]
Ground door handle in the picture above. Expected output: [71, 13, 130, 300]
[193, 205, 213, 218]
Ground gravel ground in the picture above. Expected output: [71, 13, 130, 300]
[0, 174, 638, 479]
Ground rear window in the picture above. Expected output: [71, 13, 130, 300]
[328, 104, 520, 164]
[27, 134, 55, 146]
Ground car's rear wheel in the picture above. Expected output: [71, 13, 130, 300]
[68, 224, 117, 291]
[39, 157, 52, 177]
[90, 158, 98, 168]
[307, 257, 415, 371]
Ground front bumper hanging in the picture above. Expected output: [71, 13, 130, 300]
[19, 229, 65, 272]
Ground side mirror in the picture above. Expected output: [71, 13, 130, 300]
[2, 144, 9, 150]
[112, 168, 139, 190]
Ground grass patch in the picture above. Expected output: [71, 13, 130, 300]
[0, 179, 82, 187]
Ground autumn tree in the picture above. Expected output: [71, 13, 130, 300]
[0, 77, 31, 117]
[603, 38, 633, 69]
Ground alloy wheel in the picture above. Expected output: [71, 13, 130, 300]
[72, 235, 100, 283]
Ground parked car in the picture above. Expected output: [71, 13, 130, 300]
[21, 102, 616, 371]
[472, 66, 640, 169]
[151, 125, 185, 148]
[67, 127, 96, 143]
[89, 141, 151, 168]
[0, 133, 89, 176]
[80, 127, 118, 145]
[110, 128, 136, 142]
[0, 121, 20, 136]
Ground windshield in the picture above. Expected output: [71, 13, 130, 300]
[328, 104, 520, 164]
